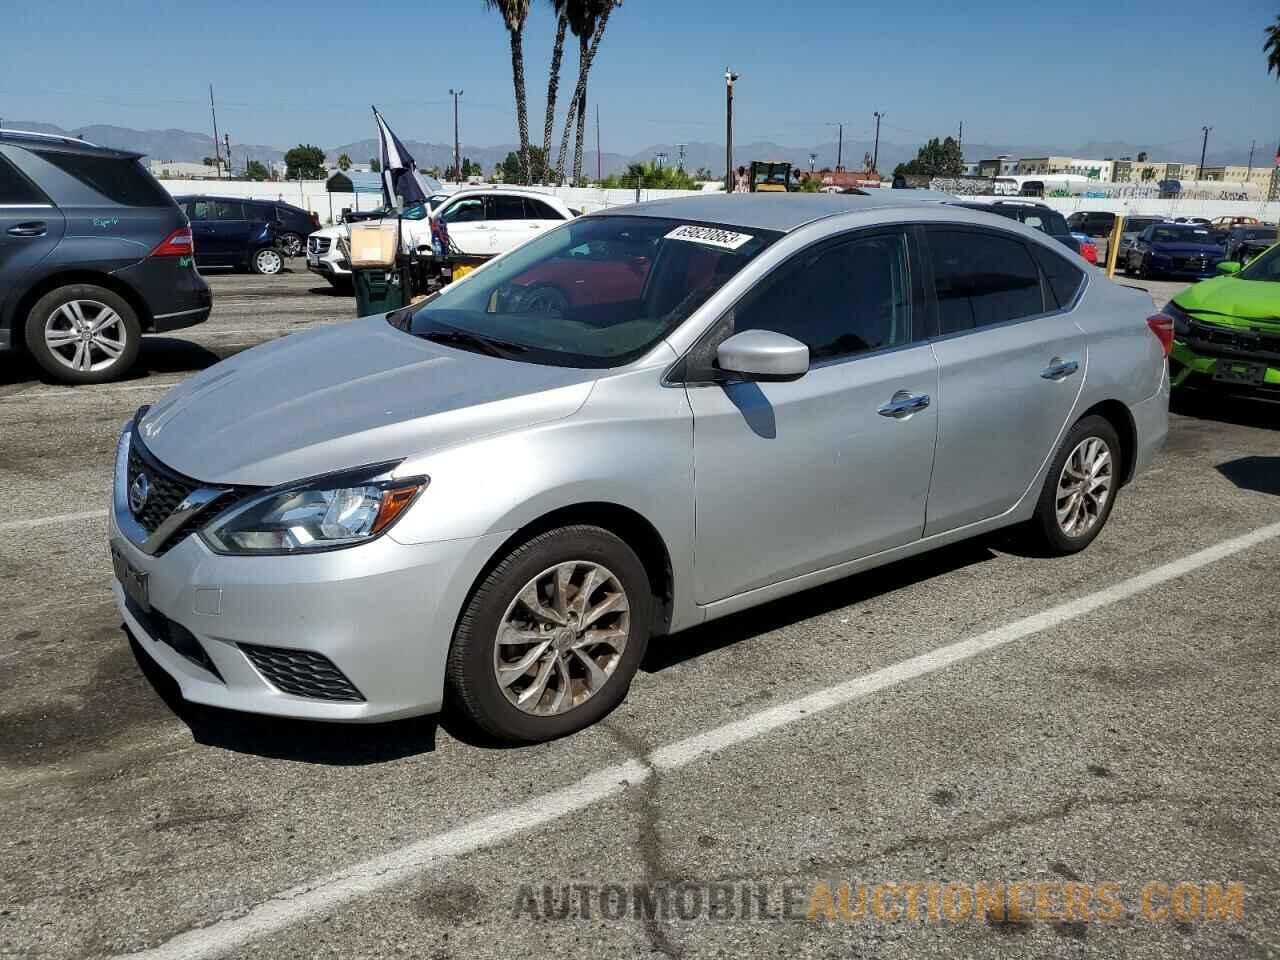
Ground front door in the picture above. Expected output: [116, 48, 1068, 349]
[920, 226, 1086, 535]
[687, 228, 939, 604]
[437, 195, 490, 254]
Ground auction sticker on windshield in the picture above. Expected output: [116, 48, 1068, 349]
[665, 224, 755, 250]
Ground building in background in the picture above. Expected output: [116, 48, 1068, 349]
[1199, 165, 1276, 189]
[977, 156, 1016, 177]
[147, 159, 224, 179]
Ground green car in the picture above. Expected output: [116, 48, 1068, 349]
[1165, 244, 1280, 395]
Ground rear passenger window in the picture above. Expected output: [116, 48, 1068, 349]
[732, 231, 913, 362]
[0, 154, 48, 204]
[34, 150, 171, 206]
[487, 195, 527, 220]
[212, 201, 245, 220]
[525, 198, 565, 220]
[1030, 243, 1085, 309]
[926, 229, 1044, 333]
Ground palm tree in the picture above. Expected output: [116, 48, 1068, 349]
[555, 0, 619, 183]
[336, 153, 352, 172]
[486, 0, 533, 182]
[1267, 15, 1280, 77]
[540, 0, 569, 184]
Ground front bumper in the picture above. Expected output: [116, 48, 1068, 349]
[1170, 339, 1280, 392]
[109, 429, 508, 722]
[307, 254, 351, 278]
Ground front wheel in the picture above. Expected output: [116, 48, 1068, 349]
[251, 247, 284, 275]
[446, 525, 652, 743]
[24, 284, 141, 384]
[279, 232, 303, 257]
[1026, 415, 1122, 555]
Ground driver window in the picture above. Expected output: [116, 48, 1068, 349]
[732, 231, 913, 362]
[441, 198, 484, 224]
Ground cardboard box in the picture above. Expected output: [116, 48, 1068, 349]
[349, 224, 398, 267]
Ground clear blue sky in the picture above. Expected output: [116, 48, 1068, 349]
[5, 0, 1279, 157]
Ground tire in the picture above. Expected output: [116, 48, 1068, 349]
[279, 232, 303, 257]
[24, 284, 141, 385]
[446, 525, 652, 743]
[251, 247, 284, 275]
[325, 276, 354, 293]
[1026, 415, 1122, 555]
[516, 283, 570, 318]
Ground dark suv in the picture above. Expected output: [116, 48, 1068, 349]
[952, 201, 1083, 257]
[178, 195, 317, 266]
[0, 129, 211, 384]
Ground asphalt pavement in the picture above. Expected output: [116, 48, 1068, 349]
[1, 268, 1278, 960]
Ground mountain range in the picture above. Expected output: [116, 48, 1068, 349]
[7, 120, 1271, 177]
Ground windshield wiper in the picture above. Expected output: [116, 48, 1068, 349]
[421, 329, 528, 359]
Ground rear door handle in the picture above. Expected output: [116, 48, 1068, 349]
[1041, 358, 1080, 381]
[7, 221, 47, 238]
[878, 390, 931, 419]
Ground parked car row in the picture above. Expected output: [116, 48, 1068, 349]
[174, 195, 319, 275]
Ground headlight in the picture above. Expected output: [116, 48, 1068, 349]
[201, 462, 427, 555]
[1164, 301, 1192, 337]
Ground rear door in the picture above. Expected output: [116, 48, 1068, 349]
[483, 194, 532, 252]
[920, 226, 1086, 535]
[687, 226, 939, 603]
[0, 150, 67, 333]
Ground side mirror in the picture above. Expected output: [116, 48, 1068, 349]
[1216, 261, 1242, 276]
[716, 330, 809, 382]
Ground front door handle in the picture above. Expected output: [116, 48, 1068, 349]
[7, 221, 47, 238]
[1041, 358, 1080, 381]
[878, 390, 931, 419]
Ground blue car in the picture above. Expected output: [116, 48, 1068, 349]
[175, 196, 285, 275]
[1124, 223, 1223, 280]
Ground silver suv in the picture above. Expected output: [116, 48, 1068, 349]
[110, 194, 1169, 743]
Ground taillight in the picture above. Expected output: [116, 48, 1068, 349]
[1147, 314, 1174, 357]
[310, 212, 320, 228]
[150, 227, 193, 257]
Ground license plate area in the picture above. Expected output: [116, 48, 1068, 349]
[111, 542, 150, 612]
[1213, 360, 1266, 386]
[307, 254, 320, 266]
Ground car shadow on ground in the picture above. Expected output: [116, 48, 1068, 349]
[1217, 456, 1280, 496]
[308, 285, 353, 298]
[642, 538, 999, 673]
[127, 632, 439, 764]
[1172, 389, 1280, 430]
[0, 338, 229, 388]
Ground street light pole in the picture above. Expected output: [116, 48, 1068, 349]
[872, 111, 884, 173]
[1246, 139, 1256, 183]
[449, 89, 464, 182]
[724, 68, 738, 192]
[836, 122, 843, 171]
[1198, 125, 1212, 181]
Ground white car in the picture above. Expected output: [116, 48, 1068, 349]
[306, 188, 573, 288]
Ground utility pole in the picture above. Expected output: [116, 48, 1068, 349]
[656, 151, 667, 169]
[595, 104, 602, 182]
[872, 111, 884, 173]
[836, 122, 843, 171]
[1198, 125, 1212, 181]
[676, 143, 687, 172]
[209, 85, 222, 178]
[224, 133, 231, 178]
[724, 68, 738, 192]
[449, 89, 463, 182]
[808, 152, 817, 172]
[958, 120, 963, 158]
[1246, 139, 1256, 183]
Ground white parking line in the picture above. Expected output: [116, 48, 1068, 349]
[0, 510, 108, 532]
[116, 519, 1280, 960]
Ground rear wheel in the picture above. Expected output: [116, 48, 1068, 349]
[252, 247, 284, 275]
[24, 284, 141, 384]
[1026, 415, 1121, 555]
[446, 525, 651, 743]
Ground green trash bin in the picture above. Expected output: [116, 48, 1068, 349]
[352, 264, 410, 317]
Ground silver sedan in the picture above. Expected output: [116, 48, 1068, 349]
[109, 194, 1169, 743]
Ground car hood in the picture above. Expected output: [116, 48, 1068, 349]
[1150, 242, 1221, 255]
[1173, 276, 1280, 331]
[137, 316, 599, 485]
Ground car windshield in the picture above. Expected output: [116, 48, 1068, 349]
[395, 215, 781, 367]
[1151, 226, 1214, 244]
[1128, 219, 1162, 233]
[1238, 243, 1280, 282]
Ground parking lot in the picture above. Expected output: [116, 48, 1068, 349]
[2, 269, 1278, 959]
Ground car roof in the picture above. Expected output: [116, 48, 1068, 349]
[0, 127, 141, 160]
[600, 191, 956, 233]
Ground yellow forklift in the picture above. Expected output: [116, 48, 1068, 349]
[749, 160, 793, 192]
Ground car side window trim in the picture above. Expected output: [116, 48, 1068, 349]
[667, 224, 927, 385]
[916, 222, 1081, 344]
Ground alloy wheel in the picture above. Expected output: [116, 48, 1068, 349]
[1056, 437, 1113, 538]
[43, 300, 128, 373]
[281, 233, 303, 257]
[493, 561, 630, 717]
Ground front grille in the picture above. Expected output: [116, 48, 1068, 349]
[239, 643, 365, 702]
[1186, 320, 1280, 363]
[125, 594, 223, 680]
[127, 441, 199, 535]
[1173, 256, 1211, 272]
[308, 236, 331, 254]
